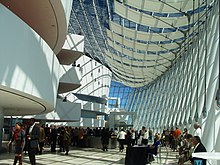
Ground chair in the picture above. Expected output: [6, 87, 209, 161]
[155, 144, 162, 163]
[147, 144, 162, 163]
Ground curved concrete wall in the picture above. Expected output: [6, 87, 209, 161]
[0, 4, 60, 115]
[0, 0, 73, 55]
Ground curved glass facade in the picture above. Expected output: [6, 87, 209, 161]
[69, 0, 217, 87]
[68, 0, 219, 158]
[110, 0, 219, 131]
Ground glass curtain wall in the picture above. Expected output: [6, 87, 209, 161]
[109, 0, 219, 132]
[108, 81, 133, 109]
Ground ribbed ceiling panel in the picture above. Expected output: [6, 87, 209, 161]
[69, 0, 215, 87]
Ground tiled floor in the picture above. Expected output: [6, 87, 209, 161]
[0, 146, 180, 165]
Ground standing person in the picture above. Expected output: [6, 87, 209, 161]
[174, 127, 182, 139]
[26, 118, 40, 165]
[73, 127, 79, 147]
[173, 127, 182, 151]
[44, 124, 51, 146]
[164, 128, 170, 148]
[142, 129, 149, 145]
[194, 123, 202, 138]
[137, 126, 145, 145]
[130, 129, 136, 146]
[101, 128, 110, 151]
[190, 136, 207, 165]
[140, 126, 146, 141]
[126, 129, 132, 147]
[182, 128, 188, 139]
[78, 127, 84, 147]
[63, 126, 71, 155]
[58, 127, 65, 152]
[135, 130, 138, 145]
[148, 128, 153, 141]
[22, 123, 28, 155]
[117, 128, 126, 152]
[169, 127, 174, 149]
[114, 128, 119, 136]
[38, 124, 45, 155]
[8, 122, 25, 165]
[50, 125, 57, 152]
[8, 126, 15, 154]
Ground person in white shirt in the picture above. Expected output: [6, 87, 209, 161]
[194, 123, 202, 138]
[130, 129, 136, 146]
[142, 130, 149, 145]
[117, 129, 126, 152]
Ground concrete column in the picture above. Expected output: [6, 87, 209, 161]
[0, 107, 4, 150]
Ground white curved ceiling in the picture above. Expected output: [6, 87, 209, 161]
[69, 0, 214, 87]
[0, 88, 47, 116]
[0, 0, 67, 54]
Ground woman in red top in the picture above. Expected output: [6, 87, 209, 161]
[8, 122, 25, 165]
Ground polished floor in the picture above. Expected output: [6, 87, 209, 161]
[0, 145, 186, 165]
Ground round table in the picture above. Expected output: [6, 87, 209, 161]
[192, 152, 220, 160]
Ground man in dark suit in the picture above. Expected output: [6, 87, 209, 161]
[191, 136, 207, 165]
[26, 118, 40, 165]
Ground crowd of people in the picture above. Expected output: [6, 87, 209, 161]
[111, 124, 207, 165]
[159, 124, 206, 165]
[7, 120, 207, 165]
[7, 121, 156, 164]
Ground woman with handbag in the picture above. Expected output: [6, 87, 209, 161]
[8, 122, 25, 165]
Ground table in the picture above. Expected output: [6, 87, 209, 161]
[125, 146, 155, 165]
[192, 152, 220, 160]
